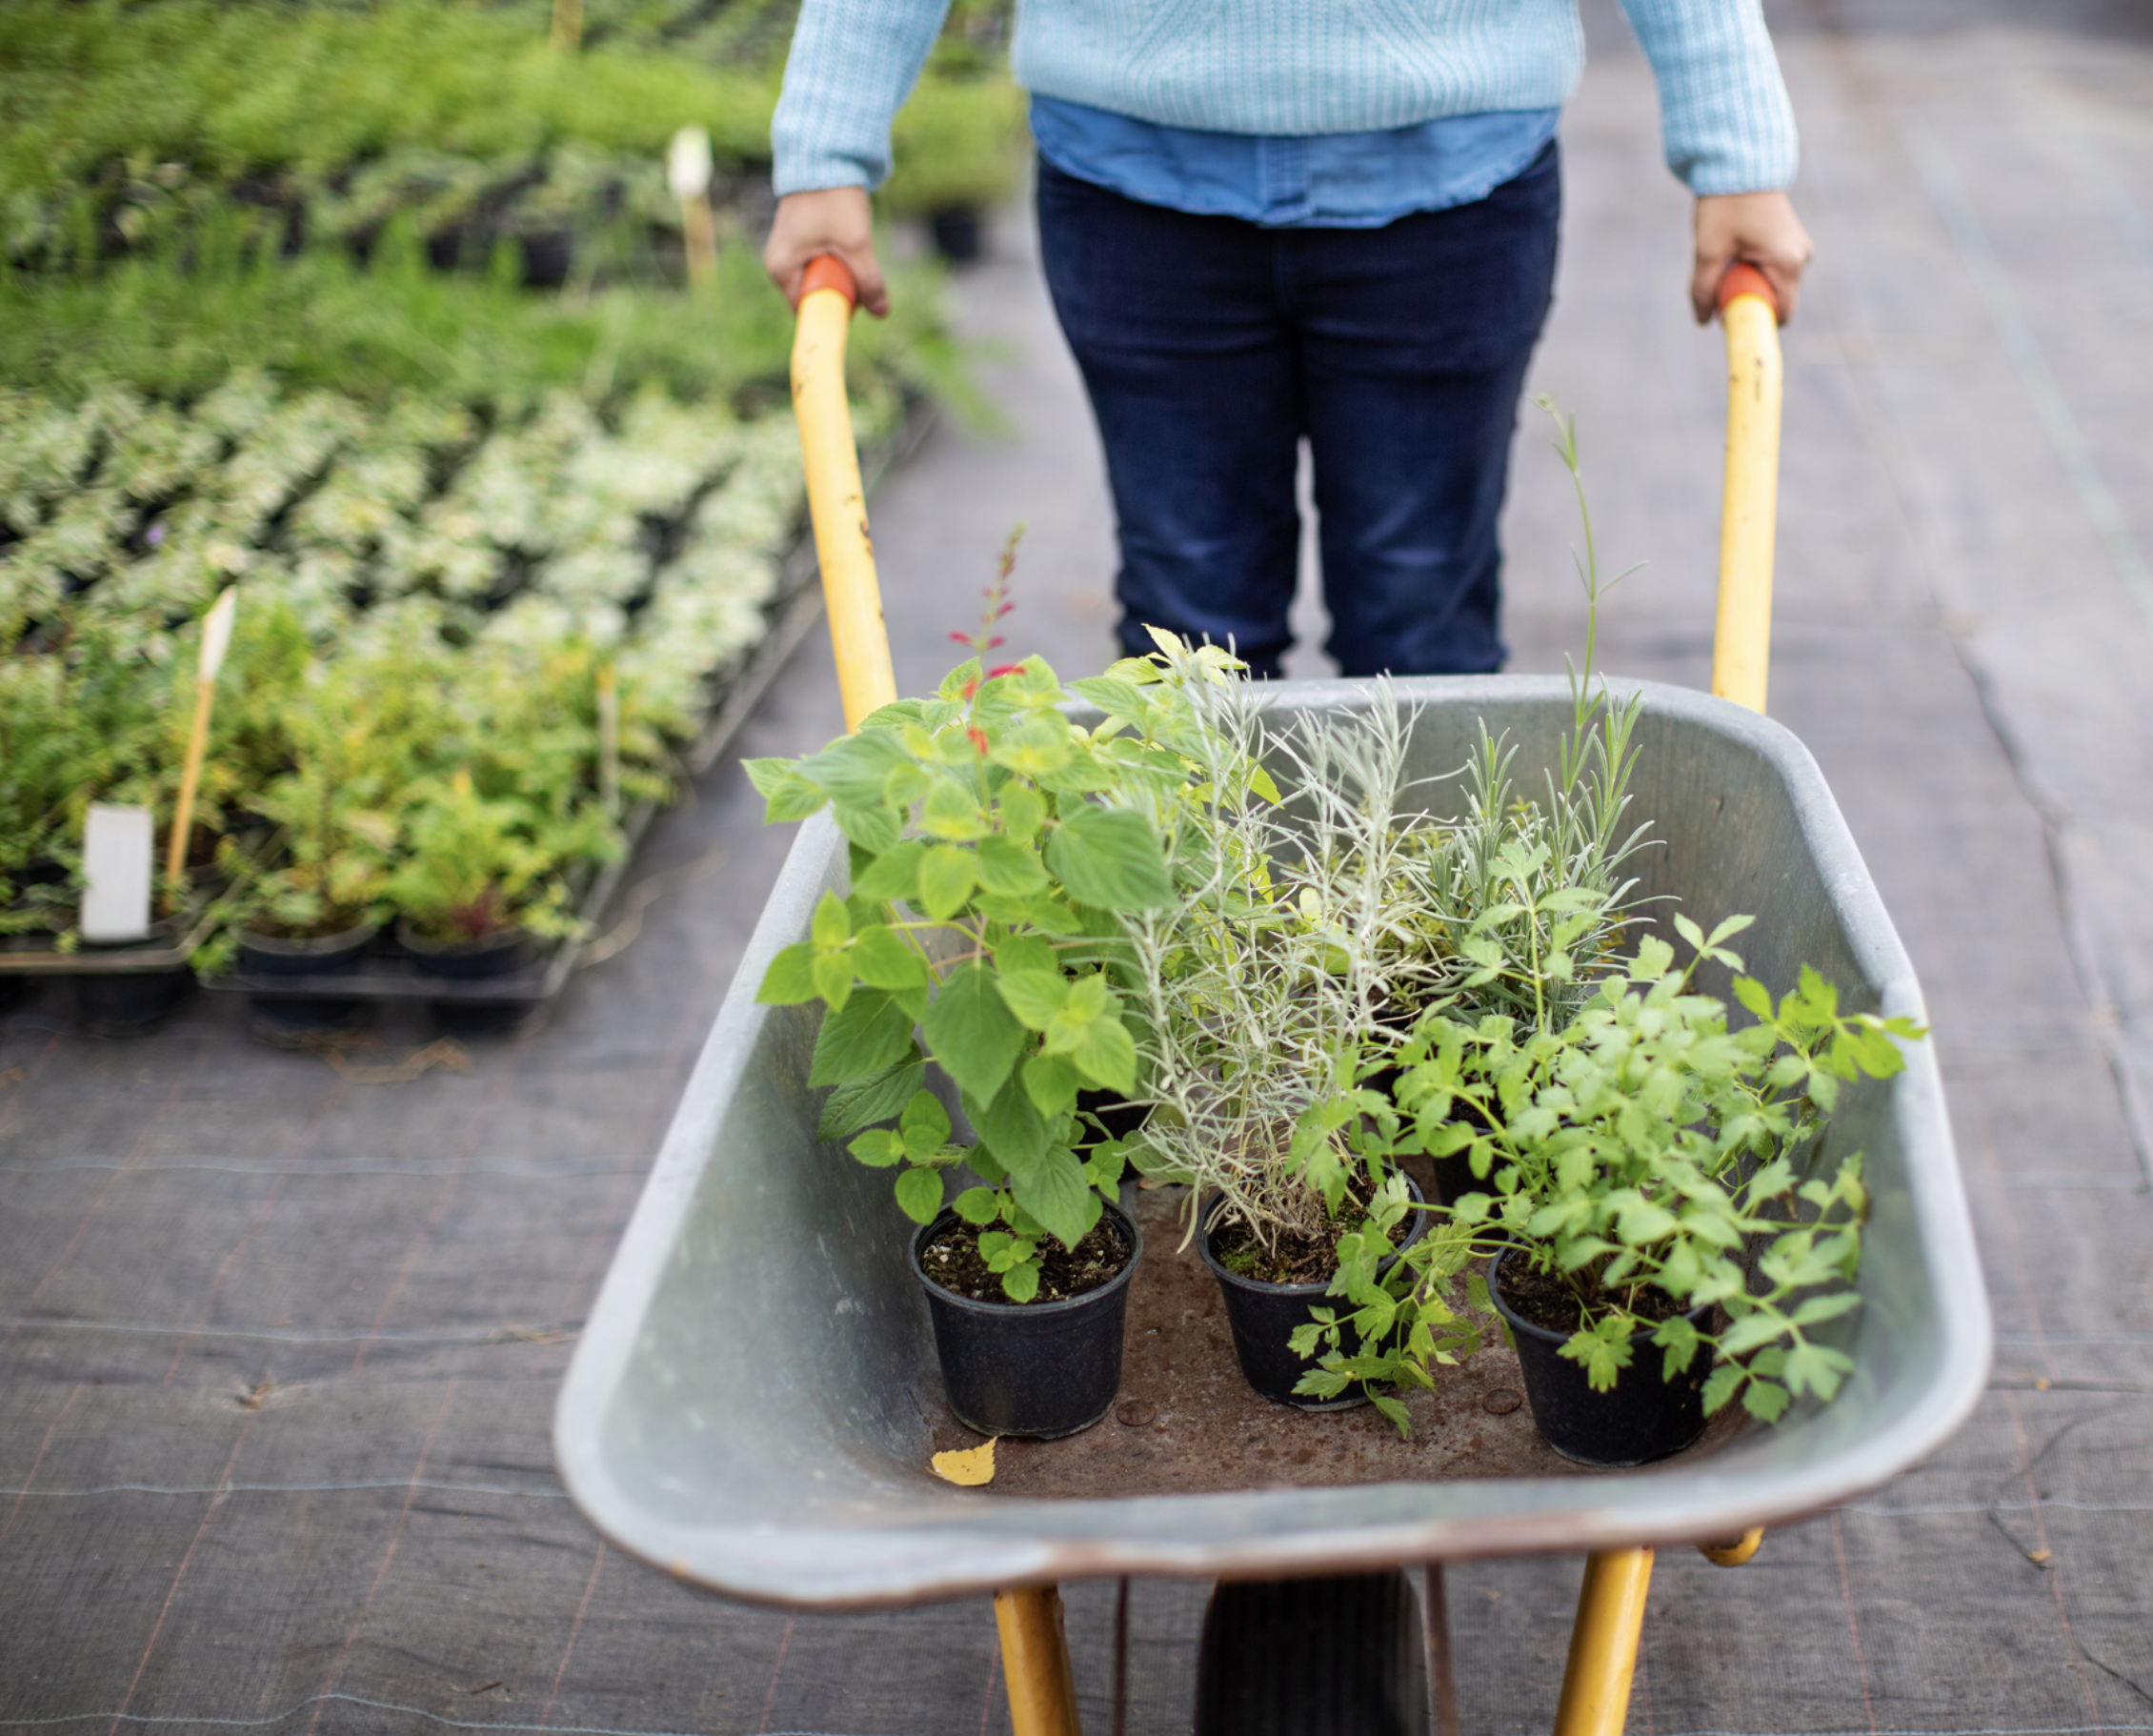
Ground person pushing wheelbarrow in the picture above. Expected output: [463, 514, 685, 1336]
[762, 0, 1814, 680]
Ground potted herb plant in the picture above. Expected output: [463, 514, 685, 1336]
[747, 652, 1169, 1437]
[1331, 921, 1922, 1463]
[1059, 635, 1467, 1407]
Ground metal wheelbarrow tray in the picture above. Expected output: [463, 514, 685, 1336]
[553, 671, 1990, 1609]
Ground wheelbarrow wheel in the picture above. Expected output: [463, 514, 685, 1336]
[1194, 1571, 1429, 1736]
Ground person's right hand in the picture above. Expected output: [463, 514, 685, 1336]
[763, 187, 889, 316]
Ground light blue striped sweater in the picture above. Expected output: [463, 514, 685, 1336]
[773, 0, 1798, 203]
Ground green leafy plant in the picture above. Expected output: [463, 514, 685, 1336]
[225, 666, 407, 940]
[0, 616, 171, 939]
[1069, 635, 1452, 1260]
[1327, 920, 1923, 1431]
[747, 650, 1177, 1301]
[384, 768, 610, 942]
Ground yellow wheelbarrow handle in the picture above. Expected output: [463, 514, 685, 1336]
[1713, 261, 1784, 716]
[791, 253, 899, 734]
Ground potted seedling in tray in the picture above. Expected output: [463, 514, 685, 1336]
[387, 771, 614, 1034]
[748, 652, 1170, 1438]
[220, 663, 409, 1032]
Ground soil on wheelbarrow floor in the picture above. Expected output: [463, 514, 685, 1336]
[929, 1177, 1748, 1499]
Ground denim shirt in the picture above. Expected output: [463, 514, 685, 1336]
[1028, 94, 1560, 230]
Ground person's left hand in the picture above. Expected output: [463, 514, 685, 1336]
[1692, 191, 1814, 325]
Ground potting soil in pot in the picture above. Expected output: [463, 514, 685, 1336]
[1495, 1259, 1692, 1336]
[1207, 1181, 1406, 1286]
[918, 1216, 1130, 1302]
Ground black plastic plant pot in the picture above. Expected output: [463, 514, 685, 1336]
[1489, 1246, 1712, 1467]
[911, 1201, 1141, 1440]
[396, 919, 536, 1038]
[1198, 1177, 1428, 1410]
[237, 920, 377, 979]
[929, 206, 983, 263]
[75, 919, 193, 1034]
[1076, 1086, 1149, 1145]
[237, 919, 378, 1037]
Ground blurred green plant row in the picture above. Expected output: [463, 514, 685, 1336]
[1, 0, 1024, 278]
[1, 373, 902, 960]
[1, 0, 1024, 969]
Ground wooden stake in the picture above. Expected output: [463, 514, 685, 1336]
[597, 662, 621, 819]
[550, 0, 582, 52]
[164, 587, 237, 905]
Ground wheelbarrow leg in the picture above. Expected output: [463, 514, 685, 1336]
[1552, 1547, 1655, 1736]
[996, 1585, 1082, 1736]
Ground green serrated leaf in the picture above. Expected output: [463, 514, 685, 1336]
[998, 783, 1047, 842]
[994, 934, 1057, 977]
[967, 1075, 1050, 1172]
[1024, 1050, 1081, 1118]
[917, 845, 977, 919]
[796, 731, 910, 804]
[809, 989, 914, 1087]
[895, 1164, 945, 1224]
[953, 1185, 1001, 1225]
[1790, 1291, 1863, 1327]
[816, 1051, 925, 1141]
[922, 777, 990, 840]
[976, 831, 1049, 896]
[922, 962, 1026, 1102]
[1701, 1361, 1745, 1415]
[1009, 1143, 1100, 1249]
[745, 758, 827, 823]
[999, 1259, 1042, 1303]
[1069, 1014, 1137, 1096]
[756, 942, 817, 1005]
[848, 1129, 907, 1168]
[1043, 806, 1174, 912]
[810, 952, 855, 1011]
[852, 924, 929, 991]
[900, 1087, 952, 1153]
[853, 839, 925, 904]
[833, 803, 901, 856]
[1741, 1378, 1791, 1423]
[995, 968, 1068, 1031]
[811, 891, 852, 951]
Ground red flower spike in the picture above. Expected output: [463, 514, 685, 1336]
[967, 726, 990, 757]
[986, 664, 1025, 679]
[960, 679, 979, 701]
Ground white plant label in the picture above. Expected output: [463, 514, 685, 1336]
[667, 125, 714, 202]
[81, 803, 155, 942]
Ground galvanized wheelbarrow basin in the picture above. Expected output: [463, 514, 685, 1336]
[553, 674, 1990, 1609]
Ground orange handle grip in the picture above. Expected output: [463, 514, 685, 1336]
[1716, 260, 1780, 321]
[800, 253, 857, 309]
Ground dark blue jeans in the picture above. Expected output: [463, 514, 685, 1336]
[1037, 143, 1560, 677]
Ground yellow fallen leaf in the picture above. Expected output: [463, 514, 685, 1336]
[931, 1439, 996, 1486]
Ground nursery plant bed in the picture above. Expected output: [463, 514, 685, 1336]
[554, 676, 1989, 1606]
[0, 403, 932, 1016]
[198, 572, 824, 1009]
